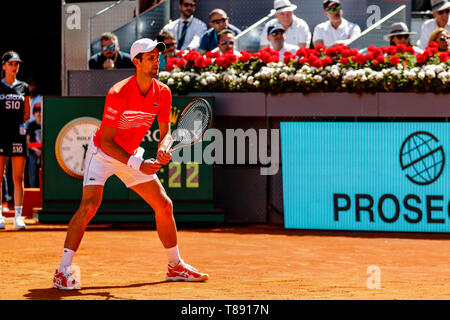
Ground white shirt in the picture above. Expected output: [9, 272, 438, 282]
[270, 43, 299, 62]
[162, 15, 207, 51]
[417, 18, 450, 50]
[313, 18, 361, 47]
[260, 16, 310, 47]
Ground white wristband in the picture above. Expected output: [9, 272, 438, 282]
[127, 155, 143, 171]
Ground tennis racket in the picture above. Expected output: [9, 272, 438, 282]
[153, 98, 212, 163]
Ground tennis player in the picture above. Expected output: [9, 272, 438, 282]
[52, 38, 209, 290]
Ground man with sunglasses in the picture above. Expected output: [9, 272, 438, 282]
[383, 22, 423, 54]
[89, 32, 134, 70]
[161, 0, 207, 51]
[267, 23, 298, 61]
[217, 29, 241, 56]
[313, 0, 360, 48]
[199, 9, 241, 55]
[157, 31, 179, 70]
[260, 0, 310, 50]
[418, 0, 450, 50]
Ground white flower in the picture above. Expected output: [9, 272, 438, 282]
[167, 78, 175, 85]
[418, 71, 426, 80]
[425, 70, 436, 79]
[313, 75, 323, 83]
[247, 76, 254, 85]
[223, 74, 233, 82]
[183, 75, 190, 83]
[200, 78, 207, 86]
[206, 75, 216, 83]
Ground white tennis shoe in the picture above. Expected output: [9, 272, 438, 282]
[13, 216, 26, 230]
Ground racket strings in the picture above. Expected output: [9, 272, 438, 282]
[175, 102, 211, 145]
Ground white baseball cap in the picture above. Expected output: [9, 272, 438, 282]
[130, 38, 166, 60]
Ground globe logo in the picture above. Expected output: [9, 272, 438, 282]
[400, 131, 445, 185]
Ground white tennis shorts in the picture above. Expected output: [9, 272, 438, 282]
[83, 142, 157, 188]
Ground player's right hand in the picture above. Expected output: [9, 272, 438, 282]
[140, 159, 162, 175]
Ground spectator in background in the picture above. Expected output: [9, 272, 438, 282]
[384, 22, 423, 53]
[260, 0, 310, 50]
[428, 27, 450, 51]
[267, 23, 298, 61]
[313, 0, 361, 48]
[157, 31, 178, 70]
[25, 77, 42, 124]
[217, 29, 241, 56]
[162, 0, 207, 51]
[89, 32, 134, 69]
[26, 104, 41, 188]
[199, 9, 241, 55]
[418, 0, 450, 50]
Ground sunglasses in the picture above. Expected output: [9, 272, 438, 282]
[439, 35, 450, 41]
[182, 2, 196, 8]
[394, 34, 409, 39]
[327, 5, 341, 14]
[101, 44, 116, 51]
[211, 18, 227, 24]
[438, 9, 450, 15]
[270, 30, 285, 36]
[220, 40, 234, 46]
[165, 42, 176, 48]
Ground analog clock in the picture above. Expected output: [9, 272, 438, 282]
[55, 117, 101, 179]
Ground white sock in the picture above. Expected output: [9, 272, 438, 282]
[165, 245, 181, 267]
[0, 206, 3, 219]
[14, 206, 23, 219]
[58, 248, 75, 273]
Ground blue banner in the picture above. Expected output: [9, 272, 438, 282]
[281, 122, 450, 233]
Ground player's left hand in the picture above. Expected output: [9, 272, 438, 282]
[157, 150, 172, 165]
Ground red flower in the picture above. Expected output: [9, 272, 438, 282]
[238, 51, 253, 63]
[325, 47, 338, 58]
[205, 51, 220, 60]
[340, 57, 350, 65]
[296, 47, 310, 58]
[321, 56, 333, 66]
[439, 52, 449, 62]
[396, 44, 407, 53]
[298, 56, 307, 64]
[416, 53, 427, 64]
[389, 55, 400, 66]
[406, 46, 415, 55]
[283, 51, 296, 64]
[194, 56, 205, 68]
[176, 58, 187, 68]
[176, 50, 185, 58]
[376, 55, 386, 64]
[424, 48, 434, 58]
[166, 57, 180, 71]
[340, 49, 352, 58]
[314, 44, 326, 54]
[385, 45, 397, 55]
[307, 54, 321, 67]
[351, 53, 367, 65]
[184, 50, 202, 62]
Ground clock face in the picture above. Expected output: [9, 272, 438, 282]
[55, 117, 101, 179]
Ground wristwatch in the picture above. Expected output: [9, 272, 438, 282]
[55, 117, 101, 179]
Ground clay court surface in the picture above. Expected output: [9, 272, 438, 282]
[1, 218, 449, 300]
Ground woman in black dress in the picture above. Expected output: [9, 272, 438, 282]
[0, 51, 30, 230]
